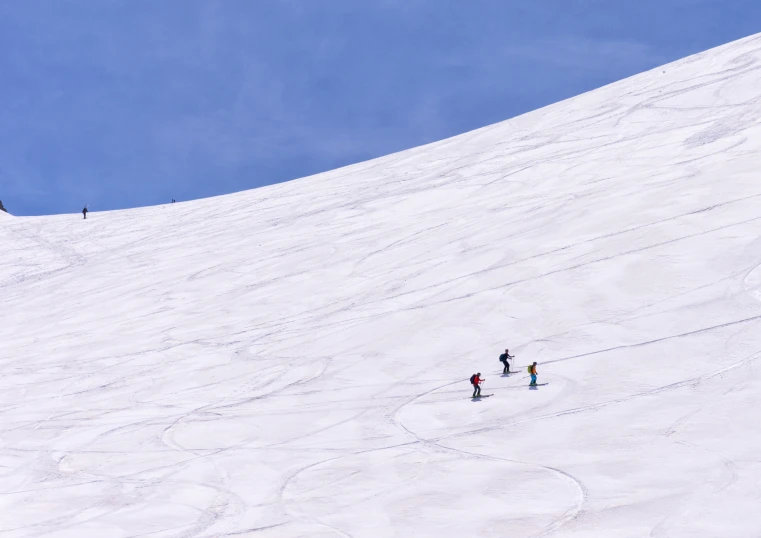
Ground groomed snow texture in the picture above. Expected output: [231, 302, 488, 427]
[2, 34, 761, 538]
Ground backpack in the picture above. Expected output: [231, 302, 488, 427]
[527, 365, 532, 373]
[470, 374, 476, 385]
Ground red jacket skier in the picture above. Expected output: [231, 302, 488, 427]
[470, 372, 484, 398]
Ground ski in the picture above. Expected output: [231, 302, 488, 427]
[471, 394, 493, 399]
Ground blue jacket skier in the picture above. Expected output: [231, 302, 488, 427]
[529, 362, 538, 386]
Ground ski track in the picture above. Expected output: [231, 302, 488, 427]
[390, 378, 588, 537]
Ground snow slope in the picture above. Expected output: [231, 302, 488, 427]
[2, 33, 761, 538]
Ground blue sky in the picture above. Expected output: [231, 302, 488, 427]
[1, 0, 759, 216]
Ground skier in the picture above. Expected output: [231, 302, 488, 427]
[470, 372, 484, 398]
[499, 348, 513, 374]
[82, 206, 88, 219]
[528, 362, 538, 386]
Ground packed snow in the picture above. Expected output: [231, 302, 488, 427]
[2, 33, 761, 538]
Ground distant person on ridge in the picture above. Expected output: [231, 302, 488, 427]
[499, 348, 513, 374]
[470, 372, 484, 398]
[82, 206, 88, 219]
[528, 362, 538, 386]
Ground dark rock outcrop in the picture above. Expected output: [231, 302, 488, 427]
[0, 200, 6, 213]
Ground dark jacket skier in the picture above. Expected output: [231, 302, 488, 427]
[82, 207, 88, 219]
[499, 349, 513, 374]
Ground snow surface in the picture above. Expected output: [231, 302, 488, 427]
[3, 33, 761, 538]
